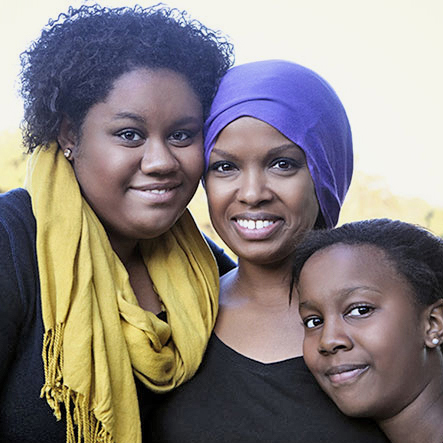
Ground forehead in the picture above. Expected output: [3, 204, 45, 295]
[298, 244, 413, 300]
[106, 68, 202, 112]
[214, 116, 304, 155]
[81, 67, 203, 132]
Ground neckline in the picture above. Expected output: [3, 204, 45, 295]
[211, 333, 306, 376]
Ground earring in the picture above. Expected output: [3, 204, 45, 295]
[63, 148, 72, 160]
[432, 338, 440, 345]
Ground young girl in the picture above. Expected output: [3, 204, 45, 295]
[0, 5, 233, 443]
[294, 218, 443, 443]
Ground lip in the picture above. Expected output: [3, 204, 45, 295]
[231, 212, 283, 240]
[129, 181, 181, 203]
[325, 364, 369, 386]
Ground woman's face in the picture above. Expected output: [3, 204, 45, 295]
[205, 117, 319, 265]
[298, 244, 432, 420]
[61, 68, 204, 247]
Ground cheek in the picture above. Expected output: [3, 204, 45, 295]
[180, 148, 205, 183]
[205, 185, 234, 239]
[283, 175, 319, 220]
[302, 334, 320, 372]
[302, 182, 320, 216]
[299, 194, 319, 228]
[206, 195, 226, 231]
[205, 179, 229, 214]
[74, 136, 115, 171]
[378, 330, 416, 367]
[74, 154, 129, 193]
[285, 193, 319, 238]
[364, 314, 410, 351]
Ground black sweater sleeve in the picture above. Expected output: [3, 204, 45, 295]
[0, 221, 24, 383]
[0, 189, 38, 384]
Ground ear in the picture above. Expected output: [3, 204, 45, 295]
[57, 116, 77, 152]
[423, 299, 443, 348]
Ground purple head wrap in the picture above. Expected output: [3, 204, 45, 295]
[203, 59, 353, 228]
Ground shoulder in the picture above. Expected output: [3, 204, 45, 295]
[0, 188, 35, 246]
[0, 188, 33, 224]
[0, 189, 40, 382]
[219, 268, 238, 300]
[0, 188, 38, 308]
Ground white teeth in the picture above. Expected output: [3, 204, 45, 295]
[150, 189, 168, 194]
[237, 219, 275, 230]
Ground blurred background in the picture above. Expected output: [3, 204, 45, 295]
[1, 0, 442, 253]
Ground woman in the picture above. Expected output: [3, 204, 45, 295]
[149, 60, 388, 442]
[293, 219, 443, 443]
[0, 5, 233, 443]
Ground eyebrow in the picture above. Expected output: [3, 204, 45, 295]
[211, 143, 303, 161]
[113, 112, 202, 127]
[299, 286, 383, 309]
[113, 112, 147, 124]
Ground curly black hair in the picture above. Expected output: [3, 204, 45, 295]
[293, 218, 443, 307]
[19, 3, 234, 152]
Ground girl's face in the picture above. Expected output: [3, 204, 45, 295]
[204, 117, 319, 265]
[298, 244, 433, 420]
[60, 68, 204, 248]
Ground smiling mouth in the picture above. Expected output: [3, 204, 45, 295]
[325, 364, 369, 385]
[236, 219, 276, 230]
[129, 185, 180, 202]
[149, 189, 170, 195]
[130, 181, 180, 193]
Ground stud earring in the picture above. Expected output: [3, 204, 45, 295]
[432, 338, 440, 345]
[63, 148, 72, 160]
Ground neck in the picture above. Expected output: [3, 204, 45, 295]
[215, 254, 304, 361]
[379, 369, 443, 443]
[225, 256, 294, 305]
[107, 232, 139, 266]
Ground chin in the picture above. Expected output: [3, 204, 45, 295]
[237, 253, 290, 267]
[235, 245, 293, 265]
[142, 214, 184, 238]
[129, 223, 174, 241]
[332, 398, 376, 419]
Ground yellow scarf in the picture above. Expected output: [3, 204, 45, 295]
[25, 143, 219, 443]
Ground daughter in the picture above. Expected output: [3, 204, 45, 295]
[293, 218, 443, 443]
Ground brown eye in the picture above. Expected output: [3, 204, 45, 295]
[275, 160, 291, 169]
[347, 305, 374, 317]
[304, 317, 323, 329]
[209, 161, 236, 173]
[270, 157, 303, 171]
[170, 131, 189, 141]
[116, 129, 143, 142]
[168, 130, 195, 147]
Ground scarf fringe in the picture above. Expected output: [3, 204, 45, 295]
[40, 325, 114, 443]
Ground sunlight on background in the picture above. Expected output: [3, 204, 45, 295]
[1, 0, 442, 219]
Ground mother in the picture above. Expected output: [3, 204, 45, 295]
[0, 5, 233, 443]
[150, 60, 389, 442]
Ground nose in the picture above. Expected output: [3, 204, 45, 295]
[318, 320, 353, 356]
[140, 138, 180, 175]
[237, 169, 273, 206]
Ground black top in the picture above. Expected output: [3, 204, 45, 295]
[148, 334, 389, 443]
[0, 188, 235, 443]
